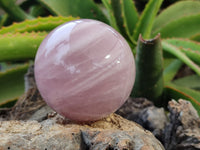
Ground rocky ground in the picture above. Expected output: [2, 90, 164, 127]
[117, 97, 200, 150]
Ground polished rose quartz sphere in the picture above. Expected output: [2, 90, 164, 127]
[34, 19, 135, 122]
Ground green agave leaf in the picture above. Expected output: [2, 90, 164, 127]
[0, 0, 34, 21]
[0, 63, 25, 72]
[162, 41, 200, 76]
[163, 58, 176, 68]
[0, 14, 13, 28]
[0, 63, 7, 71]
[164, 38, 200, 65]
[0, 99, 17, 108]
[102, 0, 138, 43]
[153, 14, 200, 38]
[29, 5, 48, 17]
[102, 0, 119, 31]
[180, 49, 200, 66]
[153, 0, 200, 34]
[0, 14, 8, 28]
[132, 34, 164, 102]
[164, 38, 200, 51]
[109, 0, 129, 39]
[190, 33, 200, 42]
[165, 82, 200, 116]
[133, 0, 163, 41]
[121, 0, 138, 42]
[0, 16, 78, 34]
[0, 32, 46, 61]
[0, 64, 29, 107]
[38, 0, 109, 24]
[164, 59, 182, 82]
[173, 75, 200, 90]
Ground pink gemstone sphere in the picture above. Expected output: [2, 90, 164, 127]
[34, 19, 135, 122]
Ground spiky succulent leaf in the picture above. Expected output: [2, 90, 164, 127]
[121, 0, 138, 43]
[191, 33, 200, 42]
[162, 41, 200, 76]
[164, 59, 182, 82]
[106, 0, 130, 40]
[0, 0, 33, 21]
[165, 38, 200, 51]
[0, 16, 78, 34]
[173, 75, 200, 90]
[38, 0, 109, 23]
[102, 0, 119, 31]
[153, 0, 200, 34]
[0, 64, 29, 107]
[0, 32, 46, 61]
[164, 38, 200, 65]
[102, 0, 138, 43]
[133, 0, 163, 41]
[153, 14, 200, 38]
[132, 34, 164, 103]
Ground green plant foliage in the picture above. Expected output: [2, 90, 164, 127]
[38, 0, 109, 24]
[132, 34, 164, 102]
[191, 33, 200, 42]
[153, 0, 200, 34]
[0, 64, 29, 106]
[173, 75, 200, 90]
[0, 63, 24, 72]
[163, 59, 182, 82]
[164, 38, 200, 65]
[121, 0, 138, 38]
[0, 14, 8, 28]
[102, 0, 138, 43]
[165, 82, 200, 116]
[102, 0, 119, 31]
[153, 14, 200, 38]
[0, 16, 78, 62]
[109, 0, 129, 39]
[0, 32, 46, 61]
[165, 38, 200, 51]
[0, 0, 33, 21]
[162, 41, 200, 76]
[0, 99, 17, 108]
[178, 49, 200, 66]
[29, 5, 48, 17]
[0, 16, 78, 34]
[133, 0, 163, 41]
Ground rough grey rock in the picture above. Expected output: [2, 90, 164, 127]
[163, 99, 200, 150]
[0, 113, 165, 150]
[116, 97, 168, 141]
[28, 105, 53, 122]
[116, 98, 153, 118]
[136, 106, 168, 140]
